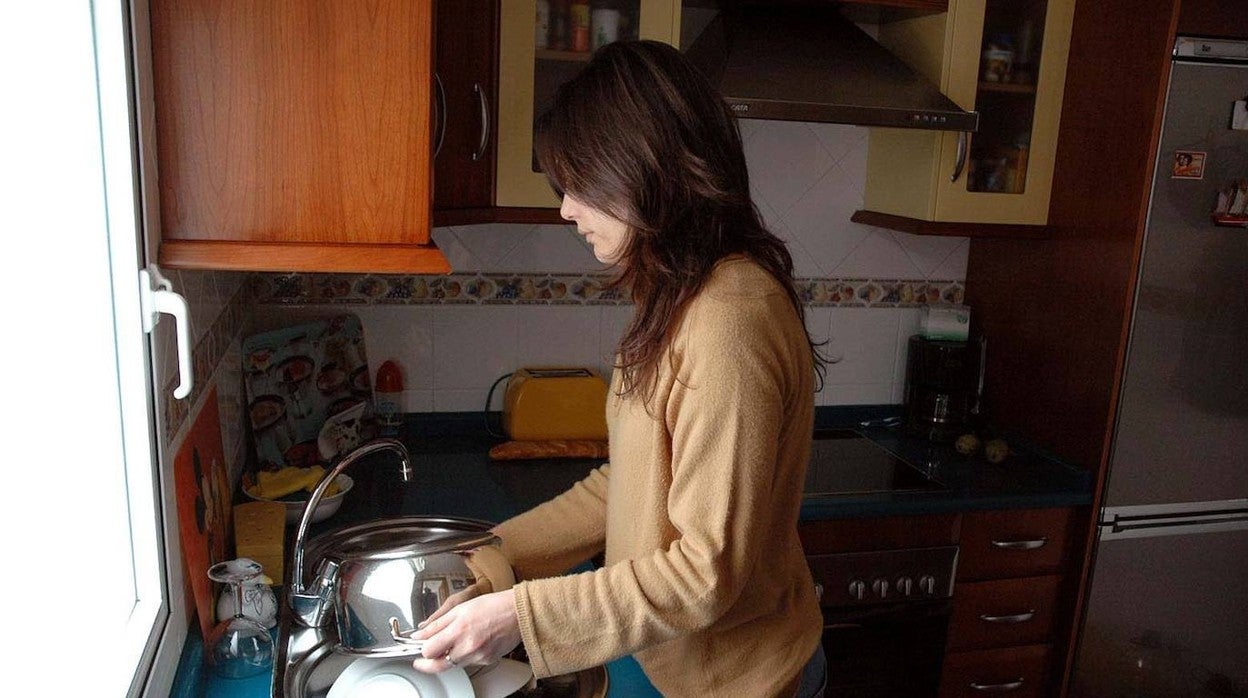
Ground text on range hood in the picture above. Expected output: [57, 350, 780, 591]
[684, 4, 979, 132]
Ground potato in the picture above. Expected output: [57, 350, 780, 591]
[955, 433, 981, 455]
[984, 438, 1010, 464]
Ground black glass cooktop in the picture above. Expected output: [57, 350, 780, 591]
[803, 429, 944, 497]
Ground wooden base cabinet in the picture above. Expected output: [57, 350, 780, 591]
[149, 0, 449, 273]
[940, 507, 1078, 697]
[939, 644, 1052, 698]
[863, 0, 1076, 229]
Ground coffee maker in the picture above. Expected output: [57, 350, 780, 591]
[903, 335, 986, 443]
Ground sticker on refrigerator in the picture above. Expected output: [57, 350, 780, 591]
[1171, 150, 1206, 179]
[1232, 99, 1248, 130]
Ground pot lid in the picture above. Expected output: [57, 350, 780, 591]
[307, 516, 498, 563]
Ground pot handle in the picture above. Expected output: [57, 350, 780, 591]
[388, 617, 427, 653]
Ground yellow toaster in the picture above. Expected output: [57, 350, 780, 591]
[502, 367, 609, 441]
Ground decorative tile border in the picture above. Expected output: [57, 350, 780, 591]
[253, 273, 964, 308]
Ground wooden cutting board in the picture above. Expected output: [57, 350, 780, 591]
[173, 387, 233, 639]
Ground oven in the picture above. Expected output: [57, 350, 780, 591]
[809, 545, 958, 698]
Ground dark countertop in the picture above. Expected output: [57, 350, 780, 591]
[174, 406, 1092, 697]
[330, 407, 1093, 529]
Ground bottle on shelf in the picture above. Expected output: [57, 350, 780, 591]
[570, 0, 591, 53]
[550, 0, 570, 51]
[591, 1, 621, 50]
[536, 0, 550, 49]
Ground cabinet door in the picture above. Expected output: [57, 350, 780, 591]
[435, 0, 498, 212]
[933, 0, 1075, 224]
[152, 0, 444, 272]
[496, 0, 681, 208]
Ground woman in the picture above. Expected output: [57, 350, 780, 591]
[411, 40, 827, 697]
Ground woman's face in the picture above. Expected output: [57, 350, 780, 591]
[560, 193, 630, 265]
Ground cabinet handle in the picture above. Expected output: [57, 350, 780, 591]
[979, 610, 1036, 624]
[970, 678, 1024, 692]
[951, 131, 969, 182]
[433, 72, 447, 158]
[472, 83, 490, 162]
[991, 537, 1048, 550]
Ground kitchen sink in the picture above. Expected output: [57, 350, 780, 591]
[274, 603, 608, 697]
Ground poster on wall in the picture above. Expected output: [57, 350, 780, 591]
[173, 387, 233, 640]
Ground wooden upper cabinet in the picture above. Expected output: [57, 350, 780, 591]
[433, 0, 499, 217]
[861, 0, 1076, 232]
[150, 0, 450, 273]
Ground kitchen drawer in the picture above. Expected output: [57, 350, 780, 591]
[939, 644, 1051, 698]
[958, 508, 1075, 581]
[948, 575, 1060, 651]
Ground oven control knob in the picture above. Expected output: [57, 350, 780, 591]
[919, 575, 937, 595]
[895, 576, 915, 597]
[871, 578, 890, 599]
[848, 580, 867, 601]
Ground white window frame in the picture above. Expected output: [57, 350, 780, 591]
[2, 1, 177, 695]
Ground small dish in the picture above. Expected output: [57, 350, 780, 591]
[327, 656, 473, 698]
[469, 659, 534, 698]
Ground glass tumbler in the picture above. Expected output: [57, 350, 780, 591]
[205, 559, 275, 678]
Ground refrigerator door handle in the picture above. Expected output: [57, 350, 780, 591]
[1101, 501, 1248, 540]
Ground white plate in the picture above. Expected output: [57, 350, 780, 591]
[327, 656, 474, 698]
[468, 659, 534, 698]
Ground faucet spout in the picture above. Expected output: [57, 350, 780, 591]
[288, 437, 411, 627]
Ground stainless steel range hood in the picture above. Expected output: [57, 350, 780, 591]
[684, 4, 978, 132]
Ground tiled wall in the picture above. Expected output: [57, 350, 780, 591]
[154, 269, 250, 478]
[249, 120, 968, 411]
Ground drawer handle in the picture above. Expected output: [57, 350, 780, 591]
[970, 678, 1024, 692]
[991, 537, 1048, 550]
[979, 610, 1036, 624]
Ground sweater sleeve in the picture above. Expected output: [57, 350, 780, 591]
[492, 464, 610, 581]
[513, 297, 791, 677]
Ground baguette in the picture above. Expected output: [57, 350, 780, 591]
[488, 439, 609, 461]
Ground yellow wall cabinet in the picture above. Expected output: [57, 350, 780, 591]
[863, 0, 1076, 228]
[495, 0, 682, 209]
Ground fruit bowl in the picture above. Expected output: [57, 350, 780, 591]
[244, 474, 354, 525]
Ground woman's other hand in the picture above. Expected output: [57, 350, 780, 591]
[410, 588, 522, 673]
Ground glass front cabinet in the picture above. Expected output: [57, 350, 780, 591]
[496, 0, 681, 208]
[864, 0, 1076, 226]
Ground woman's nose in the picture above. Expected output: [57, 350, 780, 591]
[559, 195, 578, 222]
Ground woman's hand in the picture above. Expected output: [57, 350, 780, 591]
[410, 588, 522, 673]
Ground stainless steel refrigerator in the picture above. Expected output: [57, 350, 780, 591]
[1070, 37, 1248, 698]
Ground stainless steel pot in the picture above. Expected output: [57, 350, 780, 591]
[301, 515, 508, 656]
[285, 439, 515, 657]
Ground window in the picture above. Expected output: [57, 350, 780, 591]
[4, 2, 169, 694]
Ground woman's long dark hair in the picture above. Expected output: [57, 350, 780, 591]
[535, 40, 826, 401]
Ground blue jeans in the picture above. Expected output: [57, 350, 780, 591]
[796, 643, 828, 698]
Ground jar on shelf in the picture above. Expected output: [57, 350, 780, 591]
[981, 35, 1015, 82]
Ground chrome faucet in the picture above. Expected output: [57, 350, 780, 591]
[289, 437, 412, 627]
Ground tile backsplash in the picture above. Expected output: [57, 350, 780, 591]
[248, 121, 966, 412]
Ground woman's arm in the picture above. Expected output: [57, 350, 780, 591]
[492, 464, 611, 581]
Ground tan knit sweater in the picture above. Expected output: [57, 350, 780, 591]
[493, 256, 822, 697]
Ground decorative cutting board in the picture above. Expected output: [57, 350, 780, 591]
[173, 387, 233, 640]
[242, 314, 376, 470]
